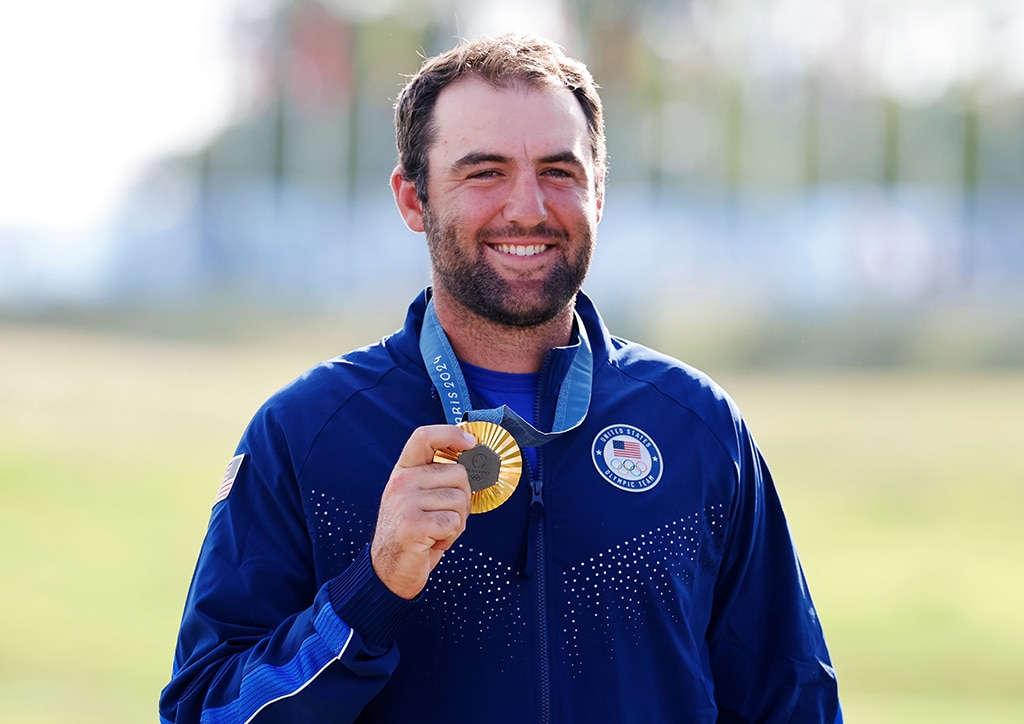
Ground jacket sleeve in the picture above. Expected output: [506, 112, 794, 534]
[159, 406, 416, 723]
[707, 420, 842, 723]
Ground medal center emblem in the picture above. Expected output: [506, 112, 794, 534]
[460, 443, 501, 492]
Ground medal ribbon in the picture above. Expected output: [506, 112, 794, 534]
[419, 297, 592, 447]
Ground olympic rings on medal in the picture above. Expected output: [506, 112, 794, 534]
[609, 457, 649, 477]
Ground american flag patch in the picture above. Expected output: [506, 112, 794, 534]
[214, 454, 246, 506]
[612, 439, 643, 459]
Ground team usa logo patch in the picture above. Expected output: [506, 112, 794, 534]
[591, 425, 663, 493]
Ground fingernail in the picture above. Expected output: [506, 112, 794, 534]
[462, 432, 477, 446]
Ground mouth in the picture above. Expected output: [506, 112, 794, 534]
[489, 243, 551, 257]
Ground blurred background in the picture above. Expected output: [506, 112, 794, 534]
[3, 0, 1023, 333]
[1, 0, 1022, 722]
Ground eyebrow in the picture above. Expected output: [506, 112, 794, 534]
[537, 150, 586, 168]
[449, 152, 511, 173]
[449, 149, 587, 174]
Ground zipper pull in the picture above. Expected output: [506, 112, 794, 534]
[516, 477, 544, 578]
[530, 476, 544, 512]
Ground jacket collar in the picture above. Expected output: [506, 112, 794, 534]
[392, 287, 612, 382]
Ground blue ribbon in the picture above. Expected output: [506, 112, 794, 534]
[419, 297, 592, 448]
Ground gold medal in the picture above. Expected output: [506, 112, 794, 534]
[432, 420, 522, 513]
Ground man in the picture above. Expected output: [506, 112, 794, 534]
[160, 33, 841, 722]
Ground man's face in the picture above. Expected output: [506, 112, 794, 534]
[416, 77, 604, 328]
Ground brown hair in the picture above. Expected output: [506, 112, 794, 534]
[394, 33, 606, 202]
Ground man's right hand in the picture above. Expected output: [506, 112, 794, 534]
[370, 425, 477, 599]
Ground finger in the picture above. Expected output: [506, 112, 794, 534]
[395, 424, 478, 469]
[418, 508, 468, 540]
[386, 454, 470, 494]
[414, 474, 472, 505]
[430, 536, 455, 552]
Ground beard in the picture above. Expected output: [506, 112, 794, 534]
[422, 204, 594, 328]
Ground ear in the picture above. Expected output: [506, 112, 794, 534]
[391, 166, 425, 233]
[594, 171, 606, 224]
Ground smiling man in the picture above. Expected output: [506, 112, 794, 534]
[397, 70, 603, 361]
[161, 34, 842, 723]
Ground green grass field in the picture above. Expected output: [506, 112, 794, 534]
[2, 317, 1022, 722]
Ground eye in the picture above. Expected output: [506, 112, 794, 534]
[468, 169, 502, 180]
[541, 167, 579, 181]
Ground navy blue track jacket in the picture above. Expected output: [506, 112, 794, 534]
[160, 289, 841, 723]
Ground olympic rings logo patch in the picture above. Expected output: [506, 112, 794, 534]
[591, 424, 662, 493]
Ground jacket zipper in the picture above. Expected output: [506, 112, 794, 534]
[531, 370, 551, 723]
[530, 453, 550, 723]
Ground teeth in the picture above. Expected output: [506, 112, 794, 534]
[494, 243, 547, 257]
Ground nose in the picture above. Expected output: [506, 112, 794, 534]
[502, 173, 548, 228]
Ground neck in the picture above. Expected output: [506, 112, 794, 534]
[430, 291, 576, 373]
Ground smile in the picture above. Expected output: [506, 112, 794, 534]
[491, 243, 550, 257]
